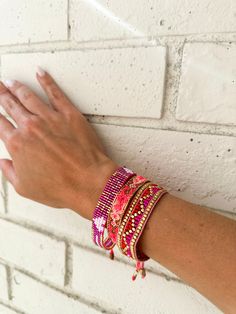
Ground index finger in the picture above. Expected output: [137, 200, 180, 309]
[36, 67, 78, 116]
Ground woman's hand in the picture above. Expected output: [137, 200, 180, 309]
[0, 68, 119, 220]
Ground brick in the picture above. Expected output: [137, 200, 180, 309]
[12, 271, 101, 314]
[0, 263, 8, 301]
[7, 186, 88, 240]
[176, 43, 236, 125]
[0, 305, 19, 314]
[70, 0, 236, 41]
[0, 219, 65, 285]
[0, 0, 67, 45]
[1, 47, 166, 119]
[71, 246, 222, 314]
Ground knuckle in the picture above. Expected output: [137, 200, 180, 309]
[64, 110, 77, 122]
[23, 116, 41, 133]
[1, 96, 17, 114]
[4, 97, 16, 110]
[48, 111, 61, 124]
[18, 86, 33, 101]
[6, 132, 20, 152]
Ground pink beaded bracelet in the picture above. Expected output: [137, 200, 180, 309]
[91, 166, 136, 249]
[105, 174, 149, 248]
[117, 182, 167, 280]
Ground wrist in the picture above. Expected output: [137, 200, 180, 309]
[69, 158, 120, 220]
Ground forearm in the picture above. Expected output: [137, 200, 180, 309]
[138, 193, 236, 313]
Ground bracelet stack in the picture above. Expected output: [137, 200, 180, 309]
[91, 165, 167, 281]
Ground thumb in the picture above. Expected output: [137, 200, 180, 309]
[0, 159, 17, 186]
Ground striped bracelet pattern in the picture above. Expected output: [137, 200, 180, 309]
[105, 174, 149, 248]
[116, 181, 151, 257]
[131, 189, 168, 261]
[118, 183, 166, 259]
[92, 166, 136, 248]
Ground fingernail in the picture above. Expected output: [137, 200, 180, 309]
[3, 79, 16, 88]
[36, 66, 46, 77]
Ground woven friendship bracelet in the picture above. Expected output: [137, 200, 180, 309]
[116, 181, 151, 257]
[105, 174, 149, 248]
[118, 183, 165, 259]
[131, 188, 168, 261]
[92, 166, 136, 248]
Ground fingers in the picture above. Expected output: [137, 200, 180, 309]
[36, 67, 78, 116]
[4, 79, 52, 117]
[0, 113, 16, 142]
[0, 82, 31, 125]
[0, 159, 17, 186]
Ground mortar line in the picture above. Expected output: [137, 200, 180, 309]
[159, 45, 168, 119]
[0, 300, 26, 314]
[3, 177, 8, 214]
[64, 241, 73, 287]
[89, 120, 236, 138]
[67, 0, 71, 41]
[0, 32, 234, 51]
[0, 257, 121, 314]
[1, 175, 8, 214]
[172, 40, 186, 116]
[5, 264, 13, 300]
[0, 41, 161, 55]
[161, 40, 186, 121]
[0, 36, 235, 55]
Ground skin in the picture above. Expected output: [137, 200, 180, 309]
[0, 70, 235, 313]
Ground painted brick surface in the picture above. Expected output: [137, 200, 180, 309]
[0, 1, 235, 313]
[0, 305, 19, 314]
[70, 0, 236, 41]
[71, 246, 222, 314]
[0, 219, 65, 285]
[12, 271, 101, 314]
[1, 47, 166, 118]
[0, 0, 67, 45]
[176, 43, 236, 125]
[0, 263, 8, 301]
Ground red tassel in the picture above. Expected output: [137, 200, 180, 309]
[109, 248, 114, 260]
[141, 267, 146, 279]
[132, 261, 146, 281]
[132, 271, 138, 281]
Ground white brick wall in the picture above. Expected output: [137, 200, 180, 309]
[11, 271, 101, 314]
[176, 43, 236, 125]
[0, 1, 235, 313]
[0, 0, 68, 45]
[0, 219, 65, 285]
[0, 263, 8, 301]
[1, 47, 166, 118]
[72, 247, 222, 314]
[0, 305, 19, 314]
[70, 0, 236, 41]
